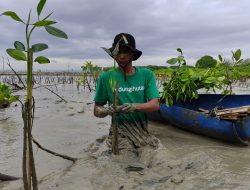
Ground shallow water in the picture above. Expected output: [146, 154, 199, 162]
[0, 84, 250, 190]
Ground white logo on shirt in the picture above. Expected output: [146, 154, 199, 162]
[118, 86, 145, 93]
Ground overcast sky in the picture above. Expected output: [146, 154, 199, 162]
[1, 0, 250, 71]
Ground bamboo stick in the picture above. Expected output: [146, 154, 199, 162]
[199, 105, 250, 120]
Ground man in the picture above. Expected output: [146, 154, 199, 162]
[94, 33, 160, 155]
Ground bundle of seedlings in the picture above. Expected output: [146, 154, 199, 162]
[161, 48, 242, 106]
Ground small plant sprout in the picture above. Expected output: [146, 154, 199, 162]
[0, 82, 18, 108]
[1, 0, 67, 189]
[167, 48, 186, 67]
[217, 49, 242, 94]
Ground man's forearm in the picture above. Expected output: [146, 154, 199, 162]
[135, 98, 159, 113]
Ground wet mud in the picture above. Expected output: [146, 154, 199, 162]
[1, 85, 250, 189]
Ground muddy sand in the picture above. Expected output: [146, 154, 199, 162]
[1, 85, 250, 190]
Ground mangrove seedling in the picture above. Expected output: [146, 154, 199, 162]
[100, 35, 129, 155]
[1, 0, 67, 189]
[0, 82, 18, 108]
[217, 49, 242, 94]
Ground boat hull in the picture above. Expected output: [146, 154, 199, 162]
[159, 94, 250, 144]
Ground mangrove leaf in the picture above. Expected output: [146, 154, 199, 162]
[167, 58, 178, 65]
[34, 56, 50, 64]
[177, 48, 182, 54]
[43, 12, 53, 20]
[37, 0, 46, 16]
[34, 20, 56, 27]
[45, 26, 68, 39]
[101, 47, 112, 57]
[32, 43, 48, 52]
[1, 11, 23, 23]
[14, 41, 25, 51]
[218, 54, 223, 63]
[6, 49, 27, 61]
[234, 49, 241, 62]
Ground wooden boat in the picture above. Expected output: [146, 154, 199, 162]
[158, 94, 250, 145]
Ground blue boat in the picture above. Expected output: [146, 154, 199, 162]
[158, 94, 250, 145]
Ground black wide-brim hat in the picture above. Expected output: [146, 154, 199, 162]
[109, 33, 142, 61]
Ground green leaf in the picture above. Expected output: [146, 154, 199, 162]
[37, 0, 46, 16]
[217, 76, 226, 82]
[32, 43, 48, 52]
[34, 56, 50, 64]
[101, 47, 112, 57]
[9, 95, 19, 103]
[236, 58, 243, 64]
[204, 77, 216, 84]
[6, 49, 27, 61]
[45, 26, 68, 39]
[177, 48, 182, 54]
[34, 20, 57, 27]
[218, 54, 223, 62]
[43, 12, 53, 20]
[1, 11, 23, 23]
[182, 85, 186, 93]
[178, 55, 183, 63]
[14, 41, 25, 51]
[180, 78, 189, 82]
[234, 49, 241, 61]
[188, 68, 194, 76]
[167, 58, 178, 65]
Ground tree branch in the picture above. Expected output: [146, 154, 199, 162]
[32, 137, 77, 163]
[6, 58, 26, 89]
[34, 84, 68, 103]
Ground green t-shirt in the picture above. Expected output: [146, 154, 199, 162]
[94, 67, 159, 125]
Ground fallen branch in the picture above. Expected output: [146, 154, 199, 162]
[32, 137, 77, 163]
[6, 57, 26, 88]
[6, 81, 24, 90]
[34, 84, 68, 103]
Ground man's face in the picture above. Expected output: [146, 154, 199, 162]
[115, 47, 134, 67]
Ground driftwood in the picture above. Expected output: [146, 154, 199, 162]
[199, 106, 250, 121]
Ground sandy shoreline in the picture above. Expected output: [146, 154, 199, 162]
[1, 85, 250, 189]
